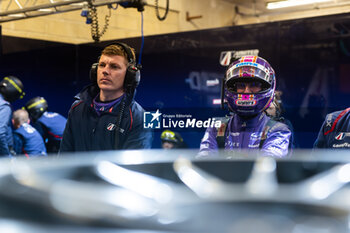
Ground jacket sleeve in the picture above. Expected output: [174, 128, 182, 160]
[121, 116, 153, 149]
[59, 111, 75, 152]
[12, 133, 23, 155]
[198, 126, 219, 157]
[0, 104, 11, 156]
[32, 121, 45, 139]
[260, 123, 292, 158]
[313, 117, 328, 148]
[120, 104, 152, 149]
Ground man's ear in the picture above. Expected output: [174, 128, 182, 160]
[27, 119, 30, 124]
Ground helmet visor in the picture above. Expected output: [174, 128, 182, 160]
[226, 62, 273, 84]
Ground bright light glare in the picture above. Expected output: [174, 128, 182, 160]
[97, 161, 173, 203]
[174, 158, 215, 198]
[337, 164, 350, 183]
[267, 0, 332, 9]
[310, 180, 330, 200]
[8, 14, 24, 17]
[106, 189, 158, 217]
[37, 9, 53, 12]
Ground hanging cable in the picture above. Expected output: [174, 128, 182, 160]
[155, 0, 169, 21]
[87, 0, 112, 43]
[138, 11, 144, 66]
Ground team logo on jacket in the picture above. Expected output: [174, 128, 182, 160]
[335, 132, 350, 140]
[107, 123, 116, 131]
[335, 133, 344, 140]
[144, 109, 162, 129]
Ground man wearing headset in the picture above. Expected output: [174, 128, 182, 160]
[314, 108, 350, 148]
[60, 42, 152, 152]
[0, 76, 25, 156]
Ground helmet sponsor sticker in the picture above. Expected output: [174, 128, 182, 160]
[219, 50, 259, 66]
[235, 100, 257, 106]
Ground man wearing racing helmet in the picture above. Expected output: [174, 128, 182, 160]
[199, 56, 291, 157]
[25, 97, 67, 153]
[161, 130, 187, 149]
[0, 76, 25, 156]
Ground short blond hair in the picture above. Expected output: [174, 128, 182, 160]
[101, 44, 136, 65]
[13, 109, 29, 125]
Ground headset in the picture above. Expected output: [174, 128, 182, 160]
[89, 42, 141, 94]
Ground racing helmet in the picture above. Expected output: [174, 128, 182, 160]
[25, 97, 48, 121]
[161, 130, 184, 148]
[223, 56, 276, 116]
[0, 76, 25, 102]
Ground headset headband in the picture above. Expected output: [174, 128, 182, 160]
[107, 42, 135, 65]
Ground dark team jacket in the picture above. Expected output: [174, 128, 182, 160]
[13, 123, 47, 157]
[59, 85, 152, 152]
[33, 111, 67, 142]
[0, 94, 13, 156]
[314, 108, 350, 148]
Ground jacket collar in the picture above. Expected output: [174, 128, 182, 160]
[75, 84, 134, 114]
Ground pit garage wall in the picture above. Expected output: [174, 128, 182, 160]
[2, 13, 350, 149]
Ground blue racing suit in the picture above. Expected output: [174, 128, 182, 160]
[32, 111, 67, 153]
[0, 94, 13, 156]
[13, 123, 47, 157]
[199, 112, 292, 157]
[314, 108, 350, 148]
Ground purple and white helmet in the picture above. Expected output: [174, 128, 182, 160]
[224, 56, 276, 116]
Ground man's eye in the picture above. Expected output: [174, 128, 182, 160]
[235, 83, 246, 89]
[251, 82, 262, 88]
[98, 63, 105, 67]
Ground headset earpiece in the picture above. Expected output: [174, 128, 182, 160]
[90, 62, 98, 84]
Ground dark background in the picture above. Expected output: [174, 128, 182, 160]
[2, 13, 350, 149]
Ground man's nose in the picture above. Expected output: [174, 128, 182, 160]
[243, 85, 251, 93]
[101, 66, 110, 75]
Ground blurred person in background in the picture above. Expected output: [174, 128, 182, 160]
[25, 97, 66, 153]
[0, 76, 25, 157]
[265, 90, 297, 148]
[12, 109, 46, 157]
[314, 107, 350, 148]
[161, 130, 187, 149]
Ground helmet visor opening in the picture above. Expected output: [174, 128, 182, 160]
[226, 78, 270, 94]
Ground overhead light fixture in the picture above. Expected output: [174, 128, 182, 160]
[37, 9, 54, 12]
[8, 14, 25, 18]
[266, 0, 333, 9]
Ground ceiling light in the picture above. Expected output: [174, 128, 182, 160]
[37, 9, 53, 12]
[8, 14, 25, 18]
[266, 0, 333, 9]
